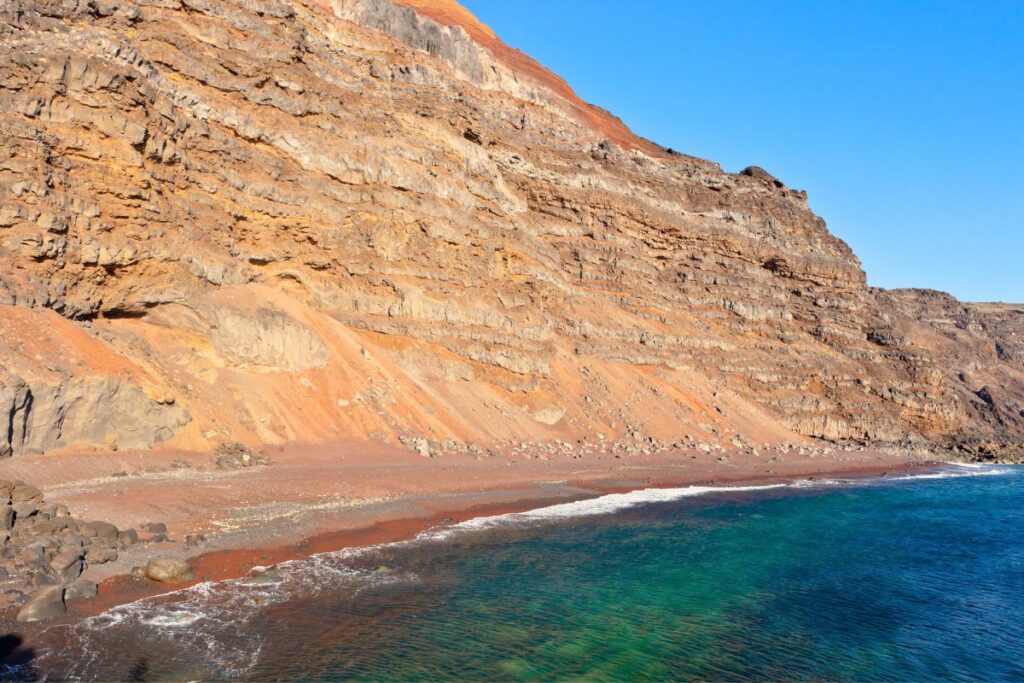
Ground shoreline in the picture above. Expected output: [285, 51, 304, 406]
[26, 451, 937, 624]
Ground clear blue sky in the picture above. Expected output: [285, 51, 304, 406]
[462, 0, 1024, 302]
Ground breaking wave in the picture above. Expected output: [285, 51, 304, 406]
[26, 463, 1015, 680]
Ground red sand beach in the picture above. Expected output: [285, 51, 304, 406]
[0, 439, 934, 623]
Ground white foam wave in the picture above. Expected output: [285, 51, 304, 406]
[31, 462, 1016, 679]
[141, 611, 205, 628]
[889, 465, 1014, 481]
[420, 483, 789, 541]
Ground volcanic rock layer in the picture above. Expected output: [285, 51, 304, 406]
[1, 0, 1022, 458]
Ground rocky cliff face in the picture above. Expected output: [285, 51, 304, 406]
[1, 0, 1021, 457]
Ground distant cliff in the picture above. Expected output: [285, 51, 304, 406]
[1, 0, 1021, 459]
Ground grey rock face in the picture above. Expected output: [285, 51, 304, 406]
[0, 374, 190, 457]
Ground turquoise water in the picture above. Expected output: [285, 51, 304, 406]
[18, 465, 1024, 681]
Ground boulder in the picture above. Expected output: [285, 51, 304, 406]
[15, 586, 65, 622]
[184, 533, 207, 547]
[81, 520, 119, 542]
[142, 522, 167, 534]
[118, 528, 139, 548]
[89, 547, 118, 564]
[31, 571, 61, 588]
[11, 485, 42, 504]
[65, 579, 98, 602]
[49, 548, 83, 583]
[15, 545, 47, 569]
[242, 564, 282, 585]
[11, 502, 38, 520]
[142, 558, 195, 583]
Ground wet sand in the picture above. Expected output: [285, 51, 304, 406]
[0, 439, 935, 624]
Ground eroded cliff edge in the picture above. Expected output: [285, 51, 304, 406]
[1, 0, 1021, 459]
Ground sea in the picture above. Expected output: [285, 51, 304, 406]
[5, 463, 1022, 681]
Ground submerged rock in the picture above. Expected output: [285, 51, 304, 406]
[243, 564, 282, 585]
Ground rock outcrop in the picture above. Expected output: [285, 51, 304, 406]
[0, 0, 1021, 457]
[0, 477, 176, 615]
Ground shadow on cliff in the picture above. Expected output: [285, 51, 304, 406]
[0, 634, 39, 681]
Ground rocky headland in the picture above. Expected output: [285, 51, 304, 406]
[0, 0, 1021, 623]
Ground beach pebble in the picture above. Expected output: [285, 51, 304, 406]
[15, 586, 65, 622]
[184, 534, 206, 547]
[143, 558, 195, 583]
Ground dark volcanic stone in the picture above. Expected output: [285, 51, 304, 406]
[65, 579, 98, 602]
[11, 485, 42, 504]
[82, 521, 119, 541]
[89, 547, 118, 564]
[119, 528, 139, 547]
[11, 502, 39, 520]
[31, 570, 61, 588]
[15, 586, 65, 622]
[50, 548, 84, 583]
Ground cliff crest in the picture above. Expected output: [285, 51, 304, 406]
[0, 0, 1021, 459]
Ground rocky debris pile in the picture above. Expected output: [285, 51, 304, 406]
[397, 432, 868, 463]
[0, 480, 173, 621]
[212, 442, 272, 469]
[399, 436, 498, 459]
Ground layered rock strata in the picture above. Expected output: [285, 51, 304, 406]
[0, 0, 1021, 457]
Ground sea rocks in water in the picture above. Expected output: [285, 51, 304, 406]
[15, 586, 65, 622]
[65, 579, 98, 602]
[142, 558, 196, 583]
[243, 564, 282, 585]
[213, 442, 271, 469]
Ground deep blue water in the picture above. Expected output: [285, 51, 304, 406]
[16, 464, 1024, 681]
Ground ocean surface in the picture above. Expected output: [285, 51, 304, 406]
[8, 463, 1023, 681]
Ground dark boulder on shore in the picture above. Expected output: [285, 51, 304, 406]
[65, 579, 99, 602]
[15, 586, 65, 623]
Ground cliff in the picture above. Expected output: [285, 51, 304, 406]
[1, 0, 1021, 458]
